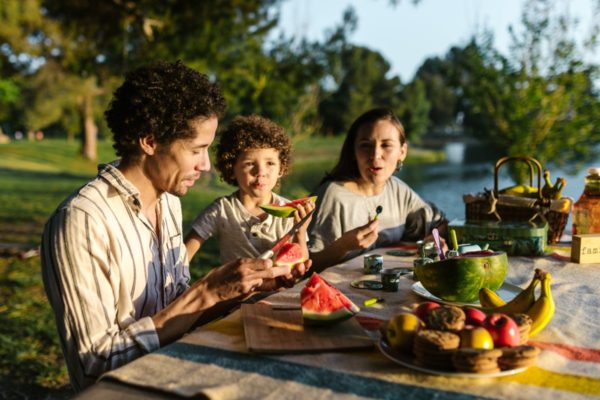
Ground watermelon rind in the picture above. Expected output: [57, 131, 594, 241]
[302, 307, 358, 326]
[414, 251, 508, 302]
[260, 196, 318, 218]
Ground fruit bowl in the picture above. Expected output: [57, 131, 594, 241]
[414, 251, 508, 303]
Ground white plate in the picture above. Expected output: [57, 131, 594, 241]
[411, 281, 521, 307]
[378, 339, 528, 378]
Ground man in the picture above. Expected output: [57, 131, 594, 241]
[41, 61, 310, 391]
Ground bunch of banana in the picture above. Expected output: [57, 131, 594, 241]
[526, 271, 555, 336]
[478, 268, 555, 337]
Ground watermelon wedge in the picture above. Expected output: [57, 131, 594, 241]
[274, 242, 306, 268]
[300, 273, 360, 325]
[260, 196, 317, 218]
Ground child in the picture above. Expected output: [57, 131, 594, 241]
[185, 115, 314, 264]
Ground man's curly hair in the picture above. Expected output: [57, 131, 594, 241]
[216, 115, 292, 186]
[105, 61, 227, 161]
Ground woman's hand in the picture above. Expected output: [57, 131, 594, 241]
[337, 219, 379, 253]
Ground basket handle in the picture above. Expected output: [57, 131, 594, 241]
[493, 156, 543, 201]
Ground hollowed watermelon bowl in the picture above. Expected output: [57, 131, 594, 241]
[414, 251, 508, 303]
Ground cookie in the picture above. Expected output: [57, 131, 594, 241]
[498, 345, 540, 370]
[509, 313, 533, 345]
[426, 306, 466, 332]
[452, 348, 502, 373]
[414, 329, 461, 351]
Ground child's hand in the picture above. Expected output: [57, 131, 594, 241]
[292, 199, 315, 232]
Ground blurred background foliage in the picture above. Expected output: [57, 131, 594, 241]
[0, 0, 598, 173]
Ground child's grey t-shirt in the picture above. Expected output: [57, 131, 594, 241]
[191, 192, 296, 263]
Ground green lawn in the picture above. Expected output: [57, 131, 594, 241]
[0, 137, 442, 396]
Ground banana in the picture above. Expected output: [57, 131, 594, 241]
[479, 287, 506, 308]
[526, 271, 555, 337]
[479, 269, 542, 314]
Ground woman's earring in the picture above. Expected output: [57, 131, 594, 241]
[396, 161, 403, 172]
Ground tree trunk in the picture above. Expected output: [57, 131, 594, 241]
[80, 93, 97, 161]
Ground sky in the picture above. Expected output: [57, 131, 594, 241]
[274, 0, 598, 82]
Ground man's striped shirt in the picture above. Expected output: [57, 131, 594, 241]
[41, 163, 190, 391]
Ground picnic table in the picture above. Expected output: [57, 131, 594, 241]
[77, 244, 600, 399]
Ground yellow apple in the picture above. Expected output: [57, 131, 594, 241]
[459, 326, 494, 349]
[386, 313, 423, 352]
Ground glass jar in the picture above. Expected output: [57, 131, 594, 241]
[572, 167, 600, 235]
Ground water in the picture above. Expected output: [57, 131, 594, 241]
[399, 147, 595, 233]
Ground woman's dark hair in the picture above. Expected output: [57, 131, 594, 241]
[216, 115, 292, 186]
[322, 107, 406, 184]
[105, 60, 227, 162]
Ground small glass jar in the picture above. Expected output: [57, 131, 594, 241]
[380, 268, 401, 292]
[363, 254, 384, 274]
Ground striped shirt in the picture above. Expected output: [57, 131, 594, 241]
[41, 162, 190, 391]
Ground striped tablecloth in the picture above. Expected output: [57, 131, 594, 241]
[103, 250, 600, 399]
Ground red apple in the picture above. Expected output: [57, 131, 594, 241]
[414, 301, 440, 322]
[463, 307, 487, 327]
[484, 313, 520, 347]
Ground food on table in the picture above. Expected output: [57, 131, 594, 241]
[300, 273, 359, 325]
[484, 313, 521, 348]
[452, 348, 502, 374]
[478, 268, 554, 337]
[273, 242, 305, 269]
[526, 270, 555, 337]
[260, 196, 317, 217]
[383, 300, 541, 373]
[386, 313, 423, 351]
[413, 329, 460, 371]
[459, 326, 494, 349]
[426, 305, 466, 332]
[414, 251, 508, 303]
[497, 345, 541, 370]
[479, 269, 542, 313]
[463, 307, 487, 327]
[414, 301, 440, 322]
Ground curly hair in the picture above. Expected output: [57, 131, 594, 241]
[105, 60, 227, 161]
[216, 115, 292, 186]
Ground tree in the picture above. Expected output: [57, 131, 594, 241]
[415, 57, 457, 132]
[445, 0, 600, 180]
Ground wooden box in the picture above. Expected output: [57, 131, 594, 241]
[571, 234, 600, 264]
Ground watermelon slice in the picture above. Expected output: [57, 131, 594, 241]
[300, 273, 360, 326]
[260, 196, 317, 218]
[274, 242, 306, 268]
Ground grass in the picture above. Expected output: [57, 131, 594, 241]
[0, 137, 442, 396]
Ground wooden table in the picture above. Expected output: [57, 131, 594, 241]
[76, 247, 600, 399]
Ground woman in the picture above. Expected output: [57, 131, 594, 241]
[309, 107, 447, 270]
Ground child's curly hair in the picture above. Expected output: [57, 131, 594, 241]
[217, 115, 292, 186]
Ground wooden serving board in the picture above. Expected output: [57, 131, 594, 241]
[241, 303, 373, 354]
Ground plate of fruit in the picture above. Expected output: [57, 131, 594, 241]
[412, 281, 522, 307]
[379, 269, 554, 378]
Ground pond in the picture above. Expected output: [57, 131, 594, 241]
[399, 143, 596, 232]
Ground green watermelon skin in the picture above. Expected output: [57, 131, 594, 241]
[260, 196, 317, 218]
[301, 273, 359, 326]
[414, 251, 508, 303]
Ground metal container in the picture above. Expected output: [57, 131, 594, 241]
[380, 268, 401, 292]
[363, 254, 383, 274]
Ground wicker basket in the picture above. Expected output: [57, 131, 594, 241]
[464, 156, 570, 244]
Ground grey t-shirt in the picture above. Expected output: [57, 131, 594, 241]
[308, 176, 445, 260]
[191, 192, 295, 263]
